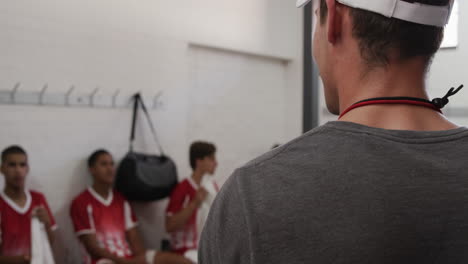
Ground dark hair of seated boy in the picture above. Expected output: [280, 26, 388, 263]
[70, 149, 193, 264]
[0, 145, 57, 264]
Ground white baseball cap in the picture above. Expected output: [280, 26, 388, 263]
[296, 0, 454, 27]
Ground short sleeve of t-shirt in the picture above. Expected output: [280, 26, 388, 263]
[70, 199, 95, 236]
[124, 201, 138, 230]
[166, 182, 188, 216]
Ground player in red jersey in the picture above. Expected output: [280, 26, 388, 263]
[0, 145, 57, 264]
[71, 149, 192, 264]
[165, 142, 218, 257]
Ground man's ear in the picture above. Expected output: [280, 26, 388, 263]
[326, 0, 343, 44]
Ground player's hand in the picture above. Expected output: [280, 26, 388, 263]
[126, 255, 146, 264]
[154, 252, 194, 264]
[134, 255, 147, 264]
[22, 255, 31, 264]
[33, 206, 51, 228]
[195, 188, 208, 206]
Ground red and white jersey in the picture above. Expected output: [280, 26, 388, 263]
[70, 188, 138, 264]
[0, 190, 57, 257]
[166, 178, 220, 255]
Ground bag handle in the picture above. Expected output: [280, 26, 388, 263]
[129, 93, 165, 156]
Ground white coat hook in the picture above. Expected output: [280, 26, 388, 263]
[11, 82, 21, 104]
[39, 84, 48, 105]
[90, 87, 99, 107]
[153, 91, 163, 109]
[66, 85, 75, 106]
[112, 89, 120, 108]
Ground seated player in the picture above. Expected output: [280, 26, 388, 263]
[165, 142, 219, 259]
[0, 145, 57, 264]
[71, 149, 192, 264]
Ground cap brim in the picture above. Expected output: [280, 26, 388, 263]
[296, 0, 312, 8]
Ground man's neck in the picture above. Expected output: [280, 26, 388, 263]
[336, 58, 458, 131]
[4, 186, 26, 203]
[92, 182, 112, 199]
[192, 169, 206, 186]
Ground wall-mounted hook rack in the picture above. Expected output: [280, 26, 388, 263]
[0, 83, 164, 110]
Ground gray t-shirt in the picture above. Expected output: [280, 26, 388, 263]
[199, 121, 468, 264]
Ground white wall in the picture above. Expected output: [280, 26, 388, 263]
[428, 1, 468, 126]
[0, 1, 303, 263]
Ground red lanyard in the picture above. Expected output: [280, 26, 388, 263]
[339, 85, 464, 119]
[339, 97, 441, 119]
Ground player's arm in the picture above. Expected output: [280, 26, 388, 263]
[126, 227, 146, 257]
[36, 195, 58, 245]
[165, 188, 207, 233]
[34, 206, 55, 244]
[0, 255, 30, 264]
[45, 225, 55, 244]
[80, 234, 136, 264]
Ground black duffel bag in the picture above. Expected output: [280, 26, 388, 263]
[115, 93, 178, 201]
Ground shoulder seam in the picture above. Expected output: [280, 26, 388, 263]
[242, 125, 328, 169]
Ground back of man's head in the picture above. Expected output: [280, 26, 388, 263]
[319, 0, 449, 67]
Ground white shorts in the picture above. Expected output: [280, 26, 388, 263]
[145, 250, 157, 264]
[184, 249, 198, 264]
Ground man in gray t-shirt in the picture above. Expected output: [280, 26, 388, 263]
[200, 0, 468, 263]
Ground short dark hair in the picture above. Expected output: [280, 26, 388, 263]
[190, 141, 216, 170]
[319, 0, 448, 67]
[1, 145, 27, 163]
[88, 149, 111, 168]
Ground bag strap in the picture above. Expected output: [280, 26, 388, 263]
[130, 94, 139, 151]
[129, 93, 165, 155]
